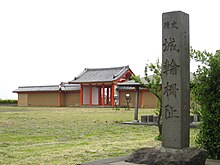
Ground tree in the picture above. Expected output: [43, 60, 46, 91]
[133, 59, 162, 139]
[191, 49, 220, 159]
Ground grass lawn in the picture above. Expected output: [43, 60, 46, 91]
[0, 106, 199, 164]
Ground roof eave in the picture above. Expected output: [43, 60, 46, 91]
[69, 80, 113, 84]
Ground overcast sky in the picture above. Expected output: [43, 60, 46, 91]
[1, 0, 220, 99]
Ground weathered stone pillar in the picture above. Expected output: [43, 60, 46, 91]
[162, 11, 190, 149]
[125, 11, 206, 165]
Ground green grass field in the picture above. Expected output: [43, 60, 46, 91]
[0, 106, 198, 164]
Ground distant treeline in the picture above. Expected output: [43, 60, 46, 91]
[0, 99, 17, 105]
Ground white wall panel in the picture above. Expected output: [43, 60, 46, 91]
[92, 87, 98, 105]
[83, 86, 89, 104]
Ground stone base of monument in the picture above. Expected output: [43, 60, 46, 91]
[125, 147, 206, 165]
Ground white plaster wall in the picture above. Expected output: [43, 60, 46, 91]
[115, 90, 119, 105]
[92, 87, 98, 105]
[83, 86, 89, 104]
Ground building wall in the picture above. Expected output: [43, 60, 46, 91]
[16, 89, 157, 108]
[142, 91, 157, 108]
[118, 90, 157, 108]
[63, 92, 80, 107]
[27, 92, 58, 106]
[119, 91, 141, 108]
[17, 91, 80, 107]
[18, 93, 28, 106]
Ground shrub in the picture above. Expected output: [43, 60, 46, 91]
[0, 99, 17, 105]
[191, 49, 220, 159]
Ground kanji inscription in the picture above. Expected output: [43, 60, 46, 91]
[163, 20, 178, 29]
[163, 59, 180, 75]
[163, 82, 179, 97]
[163, 37, 179, 52]
[164, 104, 179, 119]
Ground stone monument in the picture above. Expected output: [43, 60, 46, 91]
[125, 11, 206, 165]
[162, 11, 190, 149]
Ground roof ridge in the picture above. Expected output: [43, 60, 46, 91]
[85, 65, 128, 71]
[19, 85, 58, 88]
[72, 66, 129, 81]
[69, 65, 131, 83]
[18, 84, 80, 88]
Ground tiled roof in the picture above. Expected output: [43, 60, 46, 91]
[117, 73, 195, 90]
[117, 77, 147, 90]
[13, 84, 80, 93]
[69, 66, 131, 83]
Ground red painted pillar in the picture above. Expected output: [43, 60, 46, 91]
[80, 84, 83, 106]
[102, 84, 105, 106]
[98, 87, 101, 105]
[89, 84, 92, 106]
[111, 84, 114, 106]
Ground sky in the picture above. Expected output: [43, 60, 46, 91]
[1, 0, 220, 99]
